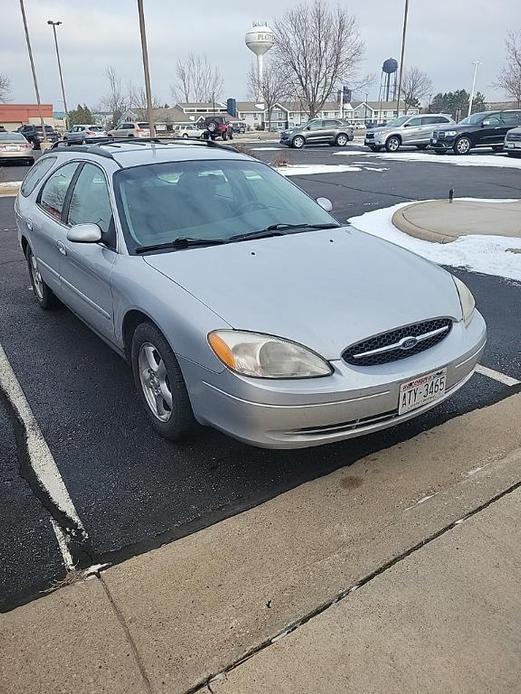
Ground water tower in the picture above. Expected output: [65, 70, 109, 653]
[245, 22, 275, 98]
[378, 58, 399, 104]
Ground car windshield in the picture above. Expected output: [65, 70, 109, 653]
[382, 116, 409, 127]
[114, 159, 336, 253]
[36, 126, 55, 132]
[0, 132, 25, 141]
[458, 113, 487, 125]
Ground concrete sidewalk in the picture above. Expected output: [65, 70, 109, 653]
[2, 394, 521, 694]
[393, 199, 521, 243]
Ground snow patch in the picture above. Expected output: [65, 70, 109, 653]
[334, 150, 521, 169]
[349, 200, 521, 282]
[277, 163, 363, 176]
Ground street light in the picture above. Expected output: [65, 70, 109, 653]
[136, 0, 155, 137]
[47, 20, 69, 131]
[19, 0, 48, 144]
[396, 0, 410, 116]
[468, 60, 481, 117]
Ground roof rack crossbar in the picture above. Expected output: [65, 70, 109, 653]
[50, 136, 238, 154]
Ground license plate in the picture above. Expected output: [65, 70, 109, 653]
[399, 368, 447, 415]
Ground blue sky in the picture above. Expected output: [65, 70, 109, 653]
[2, 0, 519, 109]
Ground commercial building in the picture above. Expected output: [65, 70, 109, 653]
[0, 103, 56, 131]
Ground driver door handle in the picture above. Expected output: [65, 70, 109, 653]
[56, 240, 67, 256]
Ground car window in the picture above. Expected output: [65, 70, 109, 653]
[308, 121, 323, 130]
[119, 123, 132, 129]
[484, 115, 501, 125]
[501, 112, 521, 126]
[138, 123, 148, 129]
[38, 162, 78, 221]
[422, 116, 447, 125]
[0, 132, 25, 141]
[406, 117, 422, 127]
[67, 163, 114, 244]
[20, 156, 57, 197]
[324, 120, 340, 128]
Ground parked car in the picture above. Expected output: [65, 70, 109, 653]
[64, 124, 107, 144]
[202, 116, 229, 141]
[15, 141, 485, 449]
[0, 131, 33, 165]
[280, 119, 354, 148]
[174, 124, 205, 139]
[107, 122, 150, 138]
[504, 126, 521, 157]
[365, 114, 454, 152]
[17, 124, 59, 149]
[232, 122, 246, 134]
[430, 110, 521, 155]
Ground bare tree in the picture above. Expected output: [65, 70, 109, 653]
[0, 74, 10, 103]
[100, 67, 131, 129]
[272, 0, 364, 119]
[247, 59, 289, 130]
[129, 85, 161, 121]
[496, 31, 521, 107]
[400, 66, 432, 113]
[172, 54, 224, 104]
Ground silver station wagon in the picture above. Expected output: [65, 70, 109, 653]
[15, 140, 486, 449]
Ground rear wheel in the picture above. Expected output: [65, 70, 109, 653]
[291, 135, 305, 149]
[26, 246, 60, 310]
[335, 133, 349, 147]
[131, 322, 195, 441]
[385, 135, 401, 152]
[453, 136, 472, 155]
[182, 133, 189, 139]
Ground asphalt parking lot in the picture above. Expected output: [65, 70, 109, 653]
[1, 143, 520, 611]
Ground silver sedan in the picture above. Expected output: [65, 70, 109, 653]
[15, 141, 486, 449]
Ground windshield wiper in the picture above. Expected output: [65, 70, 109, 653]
[135, 237, 226, 254]
[230, 222, 340, 242]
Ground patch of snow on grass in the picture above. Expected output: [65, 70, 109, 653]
[349, 200, 521, 283]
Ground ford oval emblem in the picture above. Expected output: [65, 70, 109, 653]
[400, 336, 418, 350]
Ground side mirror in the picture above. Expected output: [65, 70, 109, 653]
[317, 197, 333, 212]
[66, 223, 102, 243]
[403, 123, 412, 128]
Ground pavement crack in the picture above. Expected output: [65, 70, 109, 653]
[99, 576, 154, 694]
[186, 476, 521, 694]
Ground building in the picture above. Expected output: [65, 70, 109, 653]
[349, 101, 419, 126]
[0, 103, 57, 131]
[236, 100, 343, 131]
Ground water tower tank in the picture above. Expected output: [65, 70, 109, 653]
[383, 58, 398, 74]
[245, 23, 275, 57]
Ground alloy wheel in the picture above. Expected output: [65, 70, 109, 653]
[292, 136, 305, 149]
[138, 342, 173, 422]
[336, 134, 348, 146]
[386, 136, 400, 152]
[29, 252, 44, 301]
[455, 137, 471, 155]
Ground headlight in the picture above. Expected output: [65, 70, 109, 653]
[453, 277, 475, 326]
[444, 130, 458, 136]
[208, 330, 332, 379]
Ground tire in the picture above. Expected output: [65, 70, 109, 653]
[453, 136, 472, 155]
[416, 144, 428, 150]
[492, 145, 504, 153]
[131, 322, 195, 441]
[335, 133, 349, 147]
[182, 133, 189, 139]
[26, 246, 60, 310]
[81, 139, 87, 145]
[222, 132, 227, 141]
[32, 140, 40, 151]
[291, 135, 305, 149]
[385, 135, 401, 152]
[368, 145, 382, 152]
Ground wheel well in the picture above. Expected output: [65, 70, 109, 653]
[122, 310, 151, 361]
[387, 133, 402, 143]
[21, 236, 29, 258]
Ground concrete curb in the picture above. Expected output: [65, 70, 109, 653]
[0, 182, 21, 198]
[392, 203, 455, 243]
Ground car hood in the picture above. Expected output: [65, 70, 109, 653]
[144, 227, 462, 360]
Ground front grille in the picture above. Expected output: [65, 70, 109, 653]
[433, 130, 446, 139]
[365, 133, 375, 140]
[507, 132, 521, 141]
[343, 318, 453, 366]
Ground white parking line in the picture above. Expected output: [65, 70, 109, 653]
[476, 364, 521, 387]
[0, 343, 87, 568]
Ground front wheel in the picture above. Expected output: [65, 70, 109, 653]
[291, 135, 305, 149]
[385, 136, 401, 152]
[182, 133, 189, 139]
[335, 133, 349, 147]
[131, 322, 195, 441]
[453, 136, 472, 155]
[26, 247, 60, 310]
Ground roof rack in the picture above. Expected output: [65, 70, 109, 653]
[50, 136, 238, 157]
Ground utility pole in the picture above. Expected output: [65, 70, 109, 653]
[468, 60, 481, 117]
[47, 21, 69, 131]
[137, 0, 155, 137]
[396, 0, 410, 116]
[19, 0, 48, 144]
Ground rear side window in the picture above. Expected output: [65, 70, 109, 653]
[138, 123, 148, 129]
[501, 112, 521, 126]
[422, 116, 449, 125]
[324, 120, 341, 127]
[20, 156, 57, 197]
[38, 162, 78, 221]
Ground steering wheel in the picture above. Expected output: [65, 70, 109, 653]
[235, 200, 269, 215]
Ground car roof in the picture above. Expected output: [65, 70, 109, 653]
[48, 141, 249, 168]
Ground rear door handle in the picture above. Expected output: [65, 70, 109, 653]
[56, 241, 67, 256]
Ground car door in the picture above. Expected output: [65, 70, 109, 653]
[304, 120, 325, 144]
[323, 119, 341, 143]
[477, 113, 502, 146]
[60, 162, 116, 340]
[31, 161, 80, 295]
[401, 116, 423, 144]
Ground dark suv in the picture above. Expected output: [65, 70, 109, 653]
[17, 124, 59, 149]
[430, 110, 521, 155]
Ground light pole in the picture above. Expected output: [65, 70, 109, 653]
[136, 0, 155, 137]
[19, 0, 47, 145]
[468, 60, 481, 117]
[396, 0, 410, 116]
[365, 92, 369, 125]
[47, 21, 69, 132]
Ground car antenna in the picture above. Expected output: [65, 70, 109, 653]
[448, 187, 454, 203]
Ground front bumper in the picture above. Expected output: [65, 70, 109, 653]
[184, 312, 487, 449]
[430, 135, 456, 150]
